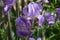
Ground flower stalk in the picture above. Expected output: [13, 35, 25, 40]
[16, 0, 20, 17]
[41, 26, 45, 40]
[7, 12, 12, 40]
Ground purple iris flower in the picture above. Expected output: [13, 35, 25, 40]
[23, 2, 44, 26]
[44, 12, 56, 26]
[47, 14, 56, 26]
[15, 16, 31, 37]
[23, 2, 42, 20]
[29, 38, 35, 40]
[4, 0, 16, 15]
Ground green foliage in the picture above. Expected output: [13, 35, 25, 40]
[0, 0, 60, 40]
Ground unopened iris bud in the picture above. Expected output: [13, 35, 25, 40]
[15, 16, 31, 37]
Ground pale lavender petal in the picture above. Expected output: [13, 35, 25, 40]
[4, 5, 12, 15]
[44, 12, 51, 20]
[37, 15, 45, 26]
[23, 2, 42, 19]
[37, 37, 41, 40]
[29, 38, 35, 40]
[23, 6, 28, 16]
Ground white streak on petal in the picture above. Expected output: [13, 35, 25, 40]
[4, 5, 8, 11]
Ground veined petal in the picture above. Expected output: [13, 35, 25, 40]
[15, 16, 31, 37]
[23, 2, 42, 19]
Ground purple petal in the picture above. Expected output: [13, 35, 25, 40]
[44, 12, 51, 20]
[4, 0, 16, 5]
[15, 16, 31, 37]
[47, 14, 56, 26]
[37, 37, 41, 40]
[29, 38, 35, 40]
[37, 15, 45, 26]
[4, 0, 16, 15]
[23, 2, 42, 19]
[4, 5, 12, 15]
[56, 8, 60, 15]
[23, 6, 28, 16]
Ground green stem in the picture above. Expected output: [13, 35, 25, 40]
[8, 12, 12, 40]
[37, 27, 40, 37]
[24, 36, 28, 40]
[41, 26, 45, 40]
[16, 0, 20, 17]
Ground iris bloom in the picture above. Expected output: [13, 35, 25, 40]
[23, 2, 43, 20]
[44, 12, 56, 26]
[4, 0, 16, 15]
[45, 13, 56, 26]
[47, 15, 56, 26]
[23, 2, 44, 26]
[15, 16, 31, 37]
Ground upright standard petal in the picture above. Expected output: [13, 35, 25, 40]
[23, 2, 42, 19]
[15, 16, 31, 37]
